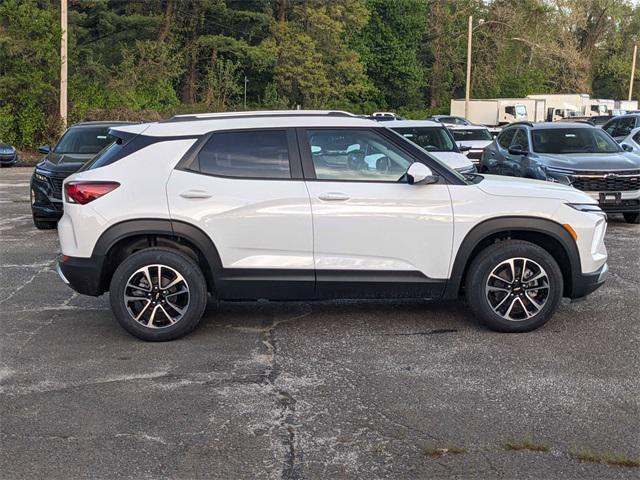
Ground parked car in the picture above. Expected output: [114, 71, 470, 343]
[56, 111, 607, 341]
[557, 115, 612, 126]
[428, 115, 473, 126]
[620, 127, 640, 153]
[447, 125, 494, 165]
[0, 142, 18, 167]
[602, 113, 640, 141]
[31, 121, 134, 229]
[372, 112, 399, 119]
[386, 120, 476, 174]
[481, 122, 640, 223]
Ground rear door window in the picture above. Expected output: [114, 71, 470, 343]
[195, 130, 291, 179]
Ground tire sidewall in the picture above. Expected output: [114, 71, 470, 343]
[109, 248, 208, 341]
[466, 241, 564, 332]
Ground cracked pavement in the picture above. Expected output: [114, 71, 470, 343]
[1, 167, 639, 479]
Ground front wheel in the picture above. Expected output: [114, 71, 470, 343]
[109, 248, 208, 341]
[623, 212, 639, 224]
[465, 240, 563, 332]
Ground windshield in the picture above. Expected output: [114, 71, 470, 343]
[532, 128, 621, 154]
[54, 126, 114, 154]
[391, 127, 458, 152]
[451, 128, 492, 141]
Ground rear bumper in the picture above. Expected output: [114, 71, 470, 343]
[57, 255, 105, 296]
[570, 262, 608, 299]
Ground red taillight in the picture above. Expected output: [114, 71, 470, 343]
[65, 181, 120, 205]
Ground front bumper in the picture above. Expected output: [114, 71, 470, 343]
[571, 262, 608, 299]
[31, 170, 67, 220]
[57, 255, 106, 296]
[0, 153, 17, 165]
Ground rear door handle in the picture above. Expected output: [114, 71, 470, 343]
[318, 192, 350, 201]
[180, 190, 212, 199]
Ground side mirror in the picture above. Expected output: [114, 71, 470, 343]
[458, 144, 472, 152]
[406, 162, 438, 185]
[38, 145, 50, 154]
[621, 143, 633, 152]
[508, 144, 528, 156]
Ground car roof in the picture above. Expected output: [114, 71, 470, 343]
[504, 122, 596, 130]
[113, 111, 377, 137]
[384, 120, 442, 128]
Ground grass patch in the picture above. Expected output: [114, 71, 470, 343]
[423, 445, 466, 457]
[574, 450, 639, 468]
[504, 439, 551, 452]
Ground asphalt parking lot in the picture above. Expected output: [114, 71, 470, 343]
[1, 166, 638, 479]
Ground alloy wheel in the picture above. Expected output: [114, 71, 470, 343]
[124, 264, 190, 328]
[485, 257, 550, 321]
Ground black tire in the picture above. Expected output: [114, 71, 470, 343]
[623, 212, 640, 224]
[109, 248, 208, 341]
[33, 217, 57, 229]
[465, 240, 563, 333]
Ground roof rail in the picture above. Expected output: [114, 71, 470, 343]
[160, 110, 355, 123]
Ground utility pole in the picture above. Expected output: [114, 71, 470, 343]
[465, 15, 473, 119]
[629, 43, 637, 101]
[244, 76, 248, 110]
[60, 0, 68, 128]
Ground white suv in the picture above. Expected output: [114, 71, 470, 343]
[56, 111, 608, 341]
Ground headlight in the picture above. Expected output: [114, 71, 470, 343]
[567, 203, 607, 217]
[34, 172, 49, 183]
[545, 166, 574, 185]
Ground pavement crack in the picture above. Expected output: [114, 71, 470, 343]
[259, 310, 309, 480]
[0, 261, 54, 306]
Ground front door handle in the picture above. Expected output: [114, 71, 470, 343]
[180, 190, 212, 199]
[318, 192, 350, 201]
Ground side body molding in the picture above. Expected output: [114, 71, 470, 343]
[443, 216, 581, 299]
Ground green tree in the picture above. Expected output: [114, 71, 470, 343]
[356, 0, 427, 109]
[0, 0, 60, 147]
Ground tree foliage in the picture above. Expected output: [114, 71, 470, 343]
[1, 0, 638, 148]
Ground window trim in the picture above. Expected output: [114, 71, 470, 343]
[296, 126, 462, 185]
[175, 127, 303, 181]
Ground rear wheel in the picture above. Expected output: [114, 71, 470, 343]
[109, 248, 208, 341]
[465, 240, 563, 332]
[623, 212, 639, 224]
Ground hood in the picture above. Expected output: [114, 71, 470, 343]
[0, 143, 15, 153]
[430, 151, 473, 170]
[539, 152, 640, 171]
[477, 174, 595, 203]
[40, 152, 95, 174]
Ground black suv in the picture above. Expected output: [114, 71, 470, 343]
[31, 121, 133, 229]
[481, 122, 640, 223]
